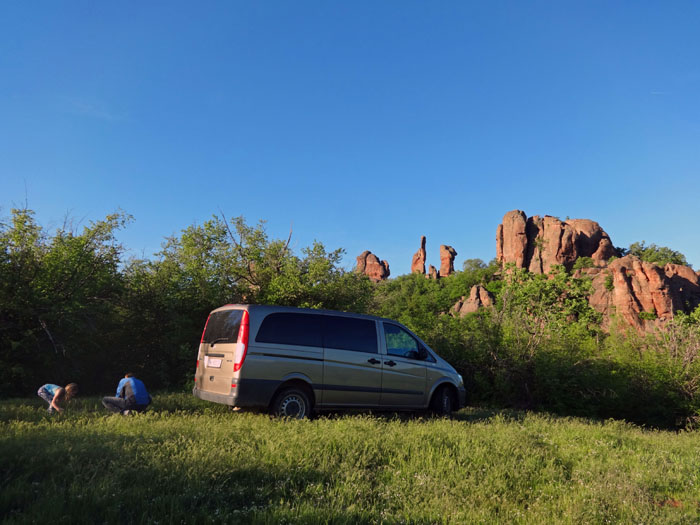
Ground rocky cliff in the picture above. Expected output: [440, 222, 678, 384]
[356, 209, 698, 332]
[583, 256, 700, 331]
[497, 210, 699, 331]
[497, 210, 617, 273]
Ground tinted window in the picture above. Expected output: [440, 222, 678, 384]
[384, 323, 420, 359]
[202, 310, 244, 344]
[323, 316, 378, 354]
[255, 313, 323, 347]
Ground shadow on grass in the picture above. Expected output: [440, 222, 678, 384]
[0, 422, 368, 524]
[451, 406, 527, 424]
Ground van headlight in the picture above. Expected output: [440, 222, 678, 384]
[457, 374, 464, 386]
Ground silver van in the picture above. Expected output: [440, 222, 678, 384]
[193, 304, 466, 418]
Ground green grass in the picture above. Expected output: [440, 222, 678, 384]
[1, 394, 700, 524]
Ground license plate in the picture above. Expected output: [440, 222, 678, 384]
[205, 357, 222, 368]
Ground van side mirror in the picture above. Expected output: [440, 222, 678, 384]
[418, 346, 428, 360]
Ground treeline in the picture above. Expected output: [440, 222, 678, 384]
[0, 208, 373, 397]
[2, 208, 700, 428]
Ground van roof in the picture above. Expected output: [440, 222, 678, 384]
[210, 304, 398, 324]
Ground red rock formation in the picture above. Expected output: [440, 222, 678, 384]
[665, 263, 700, 311]
[586, 255, 699, 331]
[496, 210, 528, 269]
[497, 210, 616, 273]
[613, 257, 674, 323]
[411, 236, 427, 275]
[356, 251, 390, 282]
[452, 285, 494, 316]
[525, 215, 576, 273]
[495, 210, 699, 331]
[428, 265, 439, 280]
[440, 245, 458, 277]
[568, 219, 617, 263]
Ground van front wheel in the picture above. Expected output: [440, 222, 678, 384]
[430, 385, 455, 417]
[272, 387, 311, 419]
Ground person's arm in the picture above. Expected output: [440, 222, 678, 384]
[116, 379, 125, 398]
[51, 388, 64, 412]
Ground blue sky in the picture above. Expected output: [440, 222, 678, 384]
[2, 1, 699, 274]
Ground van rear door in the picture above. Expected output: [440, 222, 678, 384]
[197, 309, 245, 395]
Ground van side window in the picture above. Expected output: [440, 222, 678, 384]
[255, 313, 323, 348]
[323, 316, 378, 354]
[384, 323, 420, 359]
[202, 310, 244, 344]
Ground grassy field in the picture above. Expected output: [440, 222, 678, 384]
[1, 394, 700, 524]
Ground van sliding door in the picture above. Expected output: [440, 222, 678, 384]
[321, 316, 382, 407]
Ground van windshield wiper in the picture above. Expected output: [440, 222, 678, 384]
[208, 337, 233, 346]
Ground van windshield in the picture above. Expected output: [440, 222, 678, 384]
[202, 310, 244, 344]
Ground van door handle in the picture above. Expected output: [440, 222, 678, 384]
[385, 360, 397, 367]
[367, 358, 380, 365]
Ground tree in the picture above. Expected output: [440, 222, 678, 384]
[0, 208, 131, 395]
[624, 241, 688, 267]
[497, 265, 600, 350]
[118, 214, 374, 388]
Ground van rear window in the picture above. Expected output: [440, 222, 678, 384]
[255, 313, 323, 348]
[202, 310, 244, 344]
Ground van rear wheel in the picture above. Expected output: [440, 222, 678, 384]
[430, 385, 455, 417]
[272, 387, 311, 419]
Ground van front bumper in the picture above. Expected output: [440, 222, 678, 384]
[193, 387, 237, 406]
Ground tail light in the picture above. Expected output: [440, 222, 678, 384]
[233, 310, 250, 372]
[194, 360, 199, 382]
[200, 315, 211, 343]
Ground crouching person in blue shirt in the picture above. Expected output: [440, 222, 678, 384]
[102, 373, 152, 415]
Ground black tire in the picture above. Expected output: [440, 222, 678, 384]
[430, 385, 455, 417]
[271, 387, 311, 419]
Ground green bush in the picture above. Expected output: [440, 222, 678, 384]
[573, 256, 595, 270]
[605, 274, 615, 291]
[625, 241, 688, 266]
[639, 309, 657, 321]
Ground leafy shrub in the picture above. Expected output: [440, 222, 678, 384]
[639, 309, 657, 321]
[624, 241, 688, 266]
[572, 256, 595, 270]
[604, 274, 615, 291]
